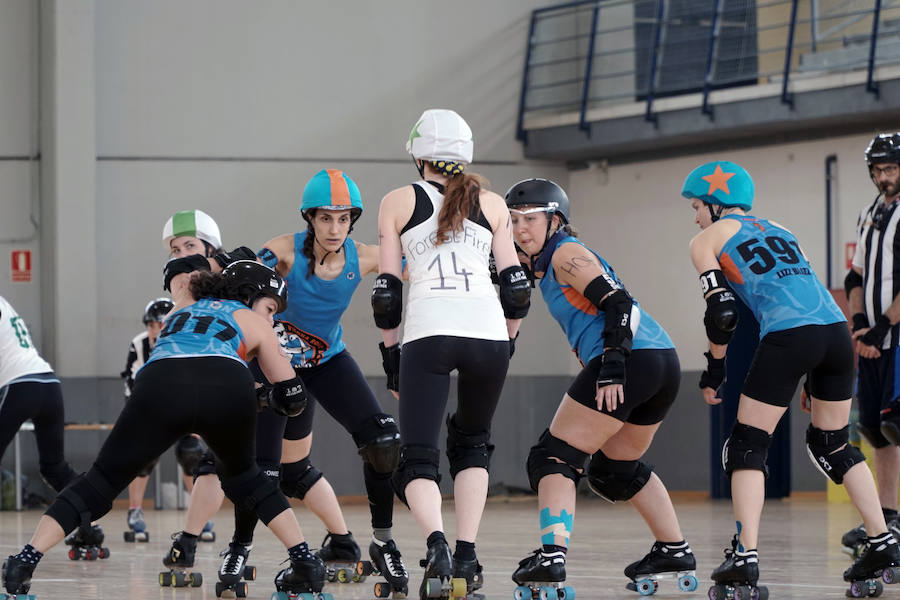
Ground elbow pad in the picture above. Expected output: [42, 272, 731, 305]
[844, 269, 863, 299]
[704, 289, 738, 344]
[372, 273, 403, 329]
[163, 254, 211, 291]
[270, 375, 308, 417]
[498, 265, 531, 319]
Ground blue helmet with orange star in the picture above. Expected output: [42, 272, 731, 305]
[681, 160, 754, 211]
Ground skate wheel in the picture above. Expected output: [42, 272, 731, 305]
[450, 577, 467, 598]
[561, 586, 576, 600]
[159, 572, 171, 587]
[883, 567, 897, 584]
[734, 586, 752, 600]
[679, 574, 699, 592]
[244, 565, 257, 581]
[190, 572, 203, 587]
[124, 531, 135, 542]
[84, 548, 97, 561]
[538, 587, 553, 600]
[215, 581, 226, 596]
[99, 547, 110, 559]
[870, 580, 884, 597]
[235, 581, 248, 597]
[708, 584, 727, 600]
[849, 581, 869, 598]
[68, 548, 76, 561]
[357, 560, 374, 577]
[325, 569, 337, 583]
[755, 586, 769, 600]
[636, 578, 657, 596]
[270, 593, 289, 600]
[513, 585, 530, 600]
[374, 582, 391, 598]
[425, 577, 443, 598]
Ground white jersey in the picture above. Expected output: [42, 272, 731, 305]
[122, 331, 152, 399]
[0, 296, 54, 388]
[400, 181, 507, 344]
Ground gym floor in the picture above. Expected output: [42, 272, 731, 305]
[0, 494, 873, 599]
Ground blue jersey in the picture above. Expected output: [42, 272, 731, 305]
[539, 236, 674, 364]
[268, 231, 360, 369]
[143, 298, 247, 369]
[717, 214, 845, 336]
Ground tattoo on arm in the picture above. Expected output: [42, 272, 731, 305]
[559, 255, 596, 275]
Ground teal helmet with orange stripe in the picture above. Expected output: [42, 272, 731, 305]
[300, 169, 363, 228]
[681, 160, 754, 213]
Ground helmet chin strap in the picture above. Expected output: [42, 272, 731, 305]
[707, 203, 725, 223]
[414, 158, 425, 179]
[313, 234, 344, 266]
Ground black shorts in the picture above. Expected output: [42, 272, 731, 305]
[743, 322, 853, 407]
[567, 348, 680, 425]
[856, 348, 900, 445]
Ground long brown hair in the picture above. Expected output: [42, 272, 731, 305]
[435, 172, 489, 245]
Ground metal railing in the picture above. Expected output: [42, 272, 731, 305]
[516, 0, 900, 139]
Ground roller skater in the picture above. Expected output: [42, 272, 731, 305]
[357, 538, 410, 598]
[708, 534, 767, 600]
[272, 551, 332, 600]
[624, 541, 697, 595]
[64, 524, 109, 561]
[315, 531, 363, 583]
[512, 548, 572, 600]
[216, 541, 256, 598]
[1, 552, 36, 600]
[159, 531, 203, 588]
[201, 519, 217, 542]
[124, 507, 149, 542]
[418, 538, 466, 600]
[844, 531, 900, 598]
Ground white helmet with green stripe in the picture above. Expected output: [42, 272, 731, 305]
[162, 209, 222, 252]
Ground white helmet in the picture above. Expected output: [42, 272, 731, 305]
[406, 109, 473, 164]
[162, 209, 222, 251]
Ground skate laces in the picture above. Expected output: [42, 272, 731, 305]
[219, 543, 249, 575]
[378, 541, 407, 577]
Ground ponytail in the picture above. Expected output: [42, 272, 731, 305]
[435, 172, 489, 245]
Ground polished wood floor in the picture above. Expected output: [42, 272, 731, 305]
[0, 494, 877, 599]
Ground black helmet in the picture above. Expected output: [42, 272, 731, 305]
[221, 260, 288, 313]
[143, 298, 174, 324]
[505, 178, 570, 224]
[866, 133, 900, 167]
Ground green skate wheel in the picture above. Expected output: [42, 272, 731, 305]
[561, 585, 576, 600]
[336, 568, 349, 583]
[678, 574, 699, 592]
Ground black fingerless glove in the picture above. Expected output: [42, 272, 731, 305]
[509, 334, 518, 359]
[851, 313, 869, 333]
[860, 314, 892, 348]
[255, 385, 274, 411]
[379, 342, 401, 392]
[213, 246, 257, 269]
[698, 351, 726, 390]
[596, 349, 626, 388]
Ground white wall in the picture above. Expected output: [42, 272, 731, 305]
[568, 132, 891, 370]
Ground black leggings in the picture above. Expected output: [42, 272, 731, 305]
[45, 358, 289, 534]
[0, 375, 77, 492]
[399, 336, 509, 450]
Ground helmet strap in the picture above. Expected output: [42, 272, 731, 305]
[313, 235, 343, 266]
[414, 158, 425, 179]
[707, 203, 724, 223]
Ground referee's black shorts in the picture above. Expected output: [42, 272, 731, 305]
[743, 322, 853, 407]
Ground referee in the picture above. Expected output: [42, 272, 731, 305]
[843, 132, 900, 555]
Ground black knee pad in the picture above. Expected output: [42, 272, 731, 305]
[280, 457, 323, 500]
[446, 414, 494, 479]
[135, 457, 158, 478]
[45, 468, 117, 534]
[193, 449, 217, 480]
[807, 424, 866, 484]
[586, 450, 653, 502]
[353, 413, 401, 474]
[858, 423, 891, 449]
[723, 422, 772, 477]
[526, 430, 589, 493]
[391, 445, 441, 507]
[39, 459, 78, 493]
[221, 467, 290, 524]
[175, 435, 208, 477]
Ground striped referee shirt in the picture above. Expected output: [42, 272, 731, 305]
[852, 195, 900, 349]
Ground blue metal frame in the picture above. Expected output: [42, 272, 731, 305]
[578, 2, 601, 136]
[644, 0, 665, 126]
[515, 10, 539, 142]
[781, 0, 799, 107]
[867, 0, 882, 98]
[700, 0, 721, 119]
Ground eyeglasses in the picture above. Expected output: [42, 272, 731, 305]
[872, 164, 899, 176]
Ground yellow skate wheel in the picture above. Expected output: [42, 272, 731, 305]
[450, 577, 467, 598]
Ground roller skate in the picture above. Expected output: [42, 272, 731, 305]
[216, 541, 257, 598]
[624, 540, 697, 595]
[159, 532, 203, 588]
[453, 553, 485, 600]
[64, 523, 110, 560]
[356, 538, 409, 598]
[511, 548, 574, 600]
[315, 532, 362, 583]
[708, 535, 767, 600]
[418, 540, 467, 600]
[124, 507, 149, 542]
[201, 519, 216, 542]
[844, 531, 900, 597]
[1, 555, 36, 600]
[844, 523, 869, 559]
[272, 554, 332, 600]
